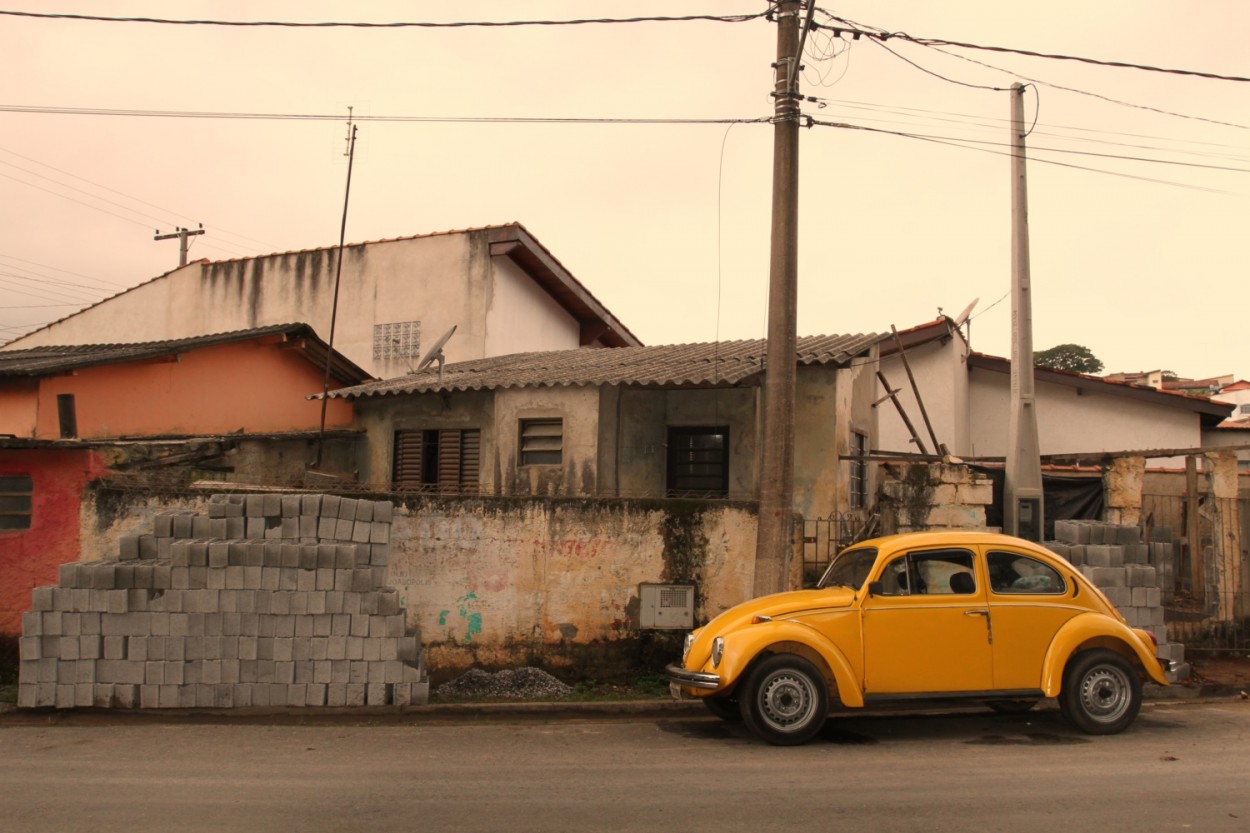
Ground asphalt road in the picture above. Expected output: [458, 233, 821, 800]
[2, 699, 1247, 833]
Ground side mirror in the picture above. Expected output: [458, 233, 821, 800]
[867, 581, 883, 597]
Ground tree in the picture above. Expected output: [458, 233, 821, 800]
[1034, 343, 1104, 374]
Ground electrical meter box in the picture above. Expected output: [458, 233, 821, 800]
[639, 583, 694, 630]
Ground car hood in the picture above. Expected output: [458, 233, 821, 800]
[706, 587, 858, 632]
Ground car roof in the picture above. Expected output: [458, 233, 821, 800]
[853, 530, 1058, 557]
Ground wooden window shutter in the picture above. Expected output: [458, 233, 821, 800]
[392, 430, 423, 489]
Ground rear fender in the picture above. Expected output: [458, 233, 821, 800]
[1041, 612, 1169, 695]
[717, 620, 863, 708]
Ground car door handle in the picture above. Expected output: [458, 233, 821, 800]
[964, 609, 989, 617]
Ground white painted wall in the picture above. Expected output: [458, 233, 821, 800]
[878, 337, 970, 456]
[485, 257, 580, 357]
[3, 232, 592, 380]
[968, 368, 1199, 464]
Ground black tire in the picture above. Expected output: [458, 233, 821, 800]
[1060, 649, 1142, 735]
[702, 694, 742, 721]
[739, 654, 829, 746]
[986, 699, 1038, 715]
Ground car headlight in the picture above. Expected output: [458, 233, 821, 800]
[711, 637, 724, 668]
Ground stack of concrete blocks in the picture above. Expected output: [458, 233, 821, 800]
[16, 493, 428, 710]
[1046, 520, 1187, 683]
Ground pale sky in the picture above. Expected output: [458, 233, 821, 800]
[1, 1, 1246, 381]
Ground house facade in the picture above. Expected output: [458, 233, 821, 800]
[2, 224, 641, 379]
[317, 334, 881, 675]
[0, 324, 372, 648]
[878, 317, 1232, 464]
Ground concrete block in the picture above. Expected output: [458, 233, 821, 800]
[318, 516, 338, 540]
[345, 683, 366, 707]
[172, 514, 194, 538]
[366, 683, 389, 705]
[373, 501, 393, 524]
[245, 495, 265, 517]
[301, 494, 322, 516]
[334, 519, 355, 541]
[262, 494, 282, 518]
[316, 569, 335, 591]
[1090, 566, 1127, 588]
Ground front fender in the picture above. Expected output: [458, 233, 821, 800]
[714, 619, 864, 708]
[1041, 612, 1169, 696]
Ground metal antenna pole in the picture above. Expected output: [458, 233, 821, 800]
[314, 114, 358, 469]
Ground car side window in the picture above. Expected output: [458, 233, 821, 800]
[878, 549, 976, 596]
[987, 551, 1066, 595]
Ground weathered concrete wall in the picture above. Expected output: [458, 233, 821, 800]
[497, 386, 600, 497]
[384, 496, 758, 681]
[878, 462, 994, 534]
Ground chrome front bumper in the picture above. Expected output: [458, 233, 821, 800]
[665, 663, 721, 691]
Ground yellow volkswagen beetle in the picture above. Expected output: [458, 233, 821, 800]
[667, 531, 1171, 745]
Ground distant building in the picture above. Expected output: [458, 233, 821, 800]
[1, 224, 640, 379]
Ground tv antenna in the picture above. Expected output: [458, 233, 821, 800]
[416, 325, 457, 381]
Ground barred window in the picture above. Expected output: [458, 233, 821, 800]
[519, 419, 563, 466]
[667, 426, 728, 497]
[392, 429, 480, 493]
[0, 475, 33, 531]
[850, 431, 868, 509]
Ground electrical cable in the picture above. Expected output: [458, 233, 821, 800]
[0, 9, 769, 28]
[812, 13, 1250, 83]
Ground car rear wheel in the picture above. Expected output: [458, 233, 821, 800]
[740, 654, 828, 746]
[702, 694, 742, 721]
[1060, 649, 1142, 735]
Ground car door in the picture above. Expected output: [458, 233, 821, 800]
[861, 547, 994, 695]
[984, 548, 1082, 691]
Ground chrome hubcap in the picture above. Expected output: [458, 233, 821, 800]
[1079, 665, 1131, 722]
[760, 671, 816, 730]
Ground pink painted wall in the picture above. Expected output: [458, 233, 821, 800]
[25, 339, 355, 439]
[0, 448, 107, 636]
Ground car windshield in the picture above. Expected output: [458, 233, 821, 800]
[817, 547, 878, 590]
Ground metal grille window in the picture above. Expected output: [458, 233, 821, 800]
[392, 429, 480, 493]
[850, 431, 868, 509]
[519, 419, 563, 466]
[0, 475, 33, 531]
[666, 426, 728, 497]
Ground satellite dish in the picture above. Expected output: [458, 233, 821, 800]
[416, 325, 457, 380]
[952, 298, 979, 327]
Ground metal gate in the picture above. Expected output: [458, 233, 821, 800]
[800, 511, 876, 587]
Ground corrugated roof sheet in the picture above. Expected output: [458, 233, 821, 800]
[328, 333, 880, 400]
[0, 323, 373, 383]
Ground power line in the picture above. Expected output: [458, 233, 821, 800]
[0, 106, 770, 125]
[812, 13, 1250, 83]
[811, 118, 1241, 195]
[0, 9, 768, 28]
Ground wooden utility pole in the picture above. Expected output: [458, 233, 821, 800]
[753, 0, 805, 595]
[1004, 83, 1044, 541]
[154, 225, 205, 267]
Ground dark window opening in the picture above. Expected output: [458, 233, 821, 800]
[667, 426, 729, 497]
[57, 394, 77, 439]
[392, 429, 480, 493]
[0, 475, 33, 531]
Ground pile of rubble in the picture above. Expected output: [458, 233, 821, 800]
[435, 667, 572, 701]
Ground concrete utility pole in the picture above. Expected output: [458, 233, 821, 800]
[1004, 83, 1044, 541]
[153, 225, 205, 267]
[753, 0, 806, 596]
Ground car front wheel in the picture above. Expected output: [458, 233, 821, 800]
[1060, 649, 1142, 735]
[740, 654, 828, 746]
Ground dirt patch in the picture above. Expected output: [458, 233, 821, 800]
[1187, 655, 1250, 689]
